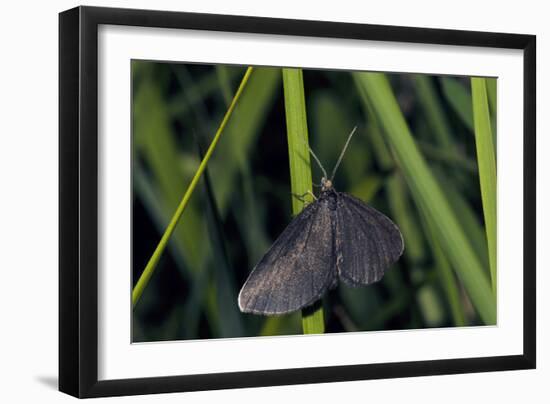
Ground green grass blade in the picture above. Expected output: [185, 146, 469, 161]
[433, 169, 489, 271]
[169, 67, 241, 117]
[355, 81, 393, 171]
[417, 202, 466, 326]
[417, 140, 478, 174]
[471, 77, 497, 295]
[133, 62, 210, 326]
[485, 78, 498, 149]
[282, 68, 325, 334]
[133, 163, 189, 279]
[310, 91, 371, 183]
[440, 77, 474, 132]
[132, 67, 254, 308]
[199, 143, 245, 337]
[353, 72, 496, 324]
[413, 75, 453, 148]
[215, 65, 234, 106]
[210, 68, 281, 213]
[386, 173, 425, 264]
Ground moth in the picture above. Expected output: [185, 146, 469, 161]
[238, 127, 404, 315]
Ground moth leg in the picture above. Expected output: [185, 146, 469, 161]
[307, 190, 318, 201]
[291, 191, 317, 204]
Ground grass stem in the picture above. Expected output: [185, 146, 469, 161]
[282, 68, 325, 334]
[132, 67, 254, 308]
[471, 77, 497, 296]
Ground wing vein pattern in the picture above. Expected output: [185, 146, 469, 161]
[336, 192, 404, 286]
[238, 199, 337, 315]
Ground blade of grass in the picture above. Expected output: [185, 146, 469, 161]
[413, 75, 453, 148]
[198, 140, 245, 337]
[133, 63, 211, 328]
[349, 175, 383, 203]
[434, 169, 490, 271]
[360, 86, 469, 326]
[260, 312, 301, 336]
[386, 173, 426, 265]
[354, 72, 496, 324]
[356, 82, 393, 171]
[417, 140, 479, 174]
[440, 77, 474, 132]
[471, 77, 497, 295]
[417, 201, 466, 326]
[486, 78, 498, 150]
[311, 91, 371, 184]
[282, 68, 325, 334]
[210, 68, 281, 213]
[486, 78, 497, 115]
[234, 162, 271, 263]
[132, 67, 254, 308]
[216, 65, 234, 107]
[133, 67, 205, 276]
[169, 67, 241, 117]
[133, 163, 189, 280]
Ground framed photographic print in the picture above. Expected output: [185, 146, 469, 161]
[59, 5, 536, 398]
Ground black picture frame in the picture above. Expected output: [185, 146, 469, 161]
[59, 5, 536, 398]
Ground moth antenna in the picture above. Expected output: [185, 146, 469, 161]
[330, 126, 357, 181]
[304, 142, 328, 180]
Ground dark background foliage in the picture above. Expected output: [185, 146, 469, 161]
[132, 61, 494, 342]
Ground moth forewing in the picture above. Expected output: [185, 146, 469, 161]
[238, 198, 337, 315]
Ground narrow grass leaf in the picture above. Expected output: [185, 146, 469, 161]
[211, 68, 281, 213]
[386, 173, 426, 265]
[133, 68, 205, 274]
[434, 169, 490, 271]
[440, 77, 474, 132]
[471, 77, 497, 295]
[133, 163, 189, 280]
[353, 72, 496, 324]
[417, 202, 466, 326]
[413, 75, 454, 148]
[199, 141, 245, 337]
[417, 140, 478, 174]
[282, 68, 325, 334]
[132, 67, 254, 307]
[215, 65, 234, 106]
[311, 91, 371, 184]
[485, 77, 498, 149]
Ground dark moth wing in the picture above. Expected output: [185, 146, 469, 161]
[335, 192, 404, 286]
[238, 198, 337, 315]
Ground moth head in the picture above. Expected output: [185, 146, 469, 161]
[321, 177, 333, 192]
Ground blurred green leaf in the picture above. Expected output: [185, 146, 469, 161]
[417, 285, 445, 326]
[210, 68, 281, 213]
[471, 77, 497, 294]
[310, 91, 370, 184]
[413, 75, 454, 148]
[132, 66, 254, 309]
[434, 169, 490, 271]
[486, 77, 498, 148]
[417, 140, 478, 174]
[349, 175, 383, 202]
[216, 65, 234, 106]
[441, 77, 474, 132]
[200, 144, 245, 337]
[133, 66, 207, 288]
[417, 201, 467, 326]
[353, 72, 496, 324]
[386, 173, 426, 264]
